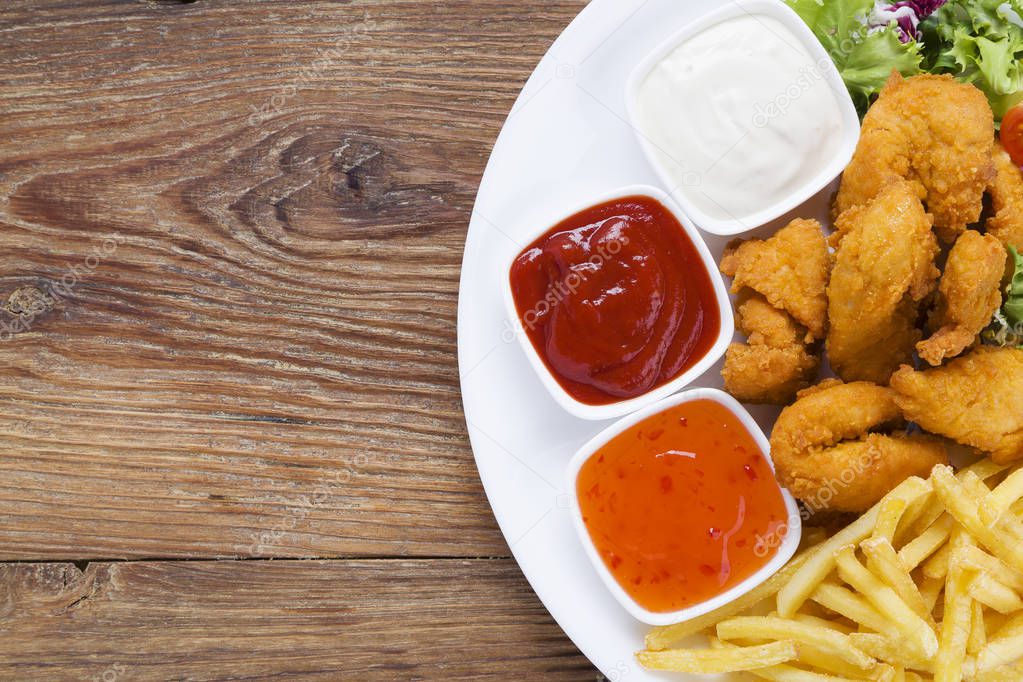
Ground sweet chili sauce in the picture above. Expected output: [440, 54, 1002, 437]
[576, 399, 789, 613]
[508, 196, 720, 405]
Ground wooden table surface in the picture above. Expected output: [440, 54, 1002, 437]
[0, 1, 599, 678]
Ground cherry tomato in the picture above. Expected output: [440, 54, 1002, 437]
[1001, 104, 1023, 167]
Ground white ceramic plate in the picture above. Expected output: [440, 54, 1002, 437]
[457, 0, 836, 678]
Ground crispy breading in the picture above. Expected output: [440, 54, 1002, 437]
[735, 292, 806, 348]
[917, 230, 1007, 366]
[891, 347, 1023, 463]
[987, 141, 1023, 250]
[721, 344, 819, 405]
[770, 380, 949, 512]
[826, 182, 941, 384]
[834, 72, 995, 243]
[719, 219, 830, 340]
[722, 293, 819, 405]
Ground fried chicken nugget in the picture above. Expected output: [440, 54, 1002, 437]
[834, 72, 995, 243]
[770, 380, 948, 512]
[827, 182, 941, 384]
[721, 294, 819, 404]
[987, 141, 1023, 250]
[719, 218, 830, 340]
[722, 345, 818, 405]
[891, 347, 1023, 463]
[917, 230, 1007, 366]
[735, 292, 806, 347]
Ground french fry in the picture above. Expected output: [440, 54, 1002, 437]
[975, 628, 1023, 674]
[959, 459, 1010, 482]
[747, 662, 867, 681]
[638, 461, 1023, 681]
[874, 664, 899, 682]
[810, 583, 899, 637]
[970, 666, 1023, 682]
[777, 511, 881, 618]
[934, 529, 974, 682]
[899, 514, 954, 571]
[919, 574, 945, 615]
[980, 467, 1023, 527]
[922, 541, 952, 580]
[932, 466, 1023, 572]
[834, 545, 938, 658]
[796, 644, 881, 678]
[643, 540, 820, 650]
[984, 610, 1009, 640]
[894, 491, 943, 547]
[873, 496, 909, 544]
[969, 572, 1023, 614]
[847, 633, 933, 672]
[996, 512, 1023, 544]
[861, 537, 932, 621]
[716, 616, 875, 669]
[778, 477, 931, 617]
[991, 612, 1023, 639]
[969, 600, 987, 656]
[792, 613, 854, 635]
[961, 472, 1023, 547]
[635, 640, 798, 673]
[959, 546, 1023, 592]
[713, 639, 874, 681]
[1011, 497, 1023, 516]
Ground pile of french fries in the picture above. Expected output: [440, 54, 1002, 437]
[637, 460, 1023, 681]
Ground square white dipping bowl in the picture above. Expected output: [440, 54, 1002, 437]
[565, 388, 802, 626]
[501, 184, 733, 422]
[624, 0, 860, 236]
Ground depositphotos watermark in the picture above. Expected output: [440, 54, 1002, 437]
[751, 57, 832, 129]
[0, 234, 125, 342]
[500, 230, 630, 344]
[88, 662, 128, 682]
[247, 18, 375, 126]
[242, 453, 368, 555]
[596, 659, 631, 682]
[753, 449, 876, 558]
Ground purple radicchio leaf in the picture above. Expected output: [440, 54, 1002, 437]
[867, 0, 947, 42]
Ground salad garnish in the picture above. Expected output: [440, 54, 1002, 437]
[788, 0, 1023, 120]
[984, 244, 1023, 346]
[787, 0, 922, 112]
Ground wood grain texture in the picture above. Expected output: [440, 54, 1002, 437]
[0, 0, 585, 559]
[1, 2, 602, 676]
[0, 559, 596, 680]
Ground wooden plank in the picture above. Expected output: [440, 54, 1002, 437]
[0, 0, 585, 558]
[0, 559, 597, 680]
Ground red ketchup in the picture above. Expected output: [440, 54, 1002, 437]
[509, 196, 720, 405]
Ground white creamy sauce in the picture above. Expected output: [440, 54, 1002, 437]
[635, 15, 844, 221]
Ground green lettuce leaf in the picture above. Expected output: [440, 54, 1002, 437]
[786, 0, 922, 114]
[786, 0, 873, 54]
[1005, 245, 1023, 328]
[984, 245, 1023, 347]
[932, 0, 1023, 38]
[785, 0, 830, 35]
[840, 28, 925, 111]
[945, 27, 1023, 117]
[923, 0, 1023, 119]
